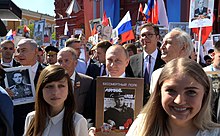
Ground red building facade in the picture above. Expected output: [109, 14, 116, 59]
[54, 0, 220, 40]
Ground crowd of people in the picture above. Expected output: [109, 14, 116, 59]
[0, 22, 220, 136]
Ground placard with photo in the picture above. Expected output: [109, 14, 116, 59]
[4, 66, 35, 105]
[189, 0, 214, 28]
[96, 77, 144, 136]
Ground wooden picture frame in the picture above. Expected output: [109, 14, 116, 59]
[96, 77, 144, 136]
[4, 66, 35, 105]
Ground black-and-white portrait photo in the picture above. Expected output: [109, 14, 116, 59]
[34, 19, 45, 46]
[212, 34, 220, 46]
[104, 88, 134, 130]
[189, 0, 214, 28]
[4, 66, 35, 105]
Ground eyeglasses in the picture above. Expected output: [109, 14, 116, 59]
[141, 33, 156, 38]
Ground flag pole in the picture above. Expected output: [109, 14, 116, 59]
[197, 27, 202, 64]
[137, 6, 140, 21]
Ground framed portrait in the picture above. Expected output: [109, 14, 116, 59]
[34, 19, 46, 46]
[58, 35, 69, 50]
[205, 71, 220, 120]
[4, 66, 35, 105]
[211, 34, 220, 46]
[168, 22, 190, 34]
[96, 77, 144, 136]
[44, 27, 51, 44]
[89, 18, 102, 32]
[189, 0, 214, 28]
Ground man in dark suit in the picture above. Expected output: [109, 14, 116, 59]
[126, 23, 165, 104]
[57, 47, 93, 115]
[86, 40, 112, 79]
[0, 40, 20, 68]
[12, 38, 46, 136]
[86, 45, 133, 133]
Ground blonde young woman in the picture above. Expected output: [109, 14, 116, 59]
[23, 65, 88, 136]
[127, 58, 220, 136]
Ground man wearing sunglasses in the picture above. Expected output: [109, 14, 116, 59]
[126, 23, 165, 104]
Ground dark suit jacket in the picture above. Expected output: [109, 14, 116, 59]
[126, 50, 165, 104]
[0, 59, 20, 68]
[74, 72, 93, 116]
[194, 7, 208, 17]
[127, 50, 165, 78]
[34, 63, 46, 86]
[86, 61, 100, 79]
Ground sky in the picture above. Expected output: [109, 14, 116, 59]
[12, 0, 55, 16]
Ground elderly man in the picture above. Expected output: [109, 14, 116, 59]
[126, 23, 165, 104]
[150, 28, 193, 93]
[13, 38, 46, 136]
[0, 40, 20, 68]
[57, 47, 93, 116]
[65, 37, 87, 74]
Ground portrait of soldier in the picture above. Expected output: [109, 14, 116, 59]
[194, 0, 210, 19]
[9, 71, 32, 99]
[104, 92, 134, 129]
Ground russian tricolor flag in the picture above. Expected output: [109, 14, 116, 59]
[115, 11, 135, 44]
[143, 0, 168, 28]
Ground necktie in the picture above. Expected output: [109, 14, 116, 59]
[144, 55, 151, 84]
[102, 64, 106, 76]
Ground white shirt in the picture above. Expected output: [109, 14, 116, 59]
[70, 71, 76, 92]
[109, 72, 126, 78]
[1, 58, 13, 67]
[24, 109, 88, 136]
[143, 49, 158, 80]
[149, 67, 163, 94]
[30, 61, 39, 80]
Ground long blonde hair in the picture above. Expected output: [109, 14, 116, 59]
[136, 58, 219, 136]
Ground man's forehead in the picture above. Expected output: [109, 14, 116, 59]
[2, 43, 14, 47]
[141, 26, 154, 33]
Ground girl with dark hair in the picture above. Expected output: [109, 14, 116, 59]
[23, 65, 88, 136]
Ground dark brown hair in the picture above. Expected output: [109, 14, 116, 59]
[26, 65, 76, 136]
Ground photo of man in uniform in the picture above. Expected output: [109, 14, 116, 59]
[104, 92, 134, 130]
[194, 0, 210, 19]
[9, 71, 32, 99]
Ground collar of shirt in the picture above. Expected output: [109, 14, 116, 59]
[1, 58, 13, 67]
[70, 71, 76, 82]
[109, 72, 126, 78]
[48, 108, 65, 125]
[143, 49, 158, 60]
[86, 58, 91, 68]
[31, 61, 39, 73]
